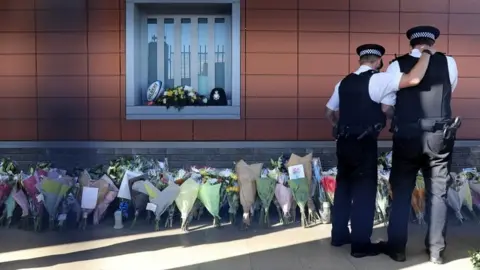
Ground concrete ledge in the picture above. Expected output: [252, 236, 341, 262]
[0, 140, 478, 149]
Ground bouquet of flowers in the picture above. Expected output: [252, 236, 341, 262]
[157, 85, 208, 111]
[144, 179, 180, 231]
[0, 158, 20, 227]
[412, 173, 426, 225]
[321, 168, 337, 205]
[38, 174, 74, 229]
[22, 170, 46, 231]
[219, 169, 239, 224]
[270, 157, 293, 225]
[313, 158, 330, 224]
[471, 188, 480, 212]
[116, 169, 145, 222]
[0, 182, 18, 228]
[194, 167, 218, 222]
[198, 176, 223, 227]
[287, 164, 310, 228]
[376, 170, 391, 225]
[235, 160, 262, 230]
[287, 153, 320, 225]
[57, 191, 81, 229]
[78, 170, 109, 230]
[12, 182, 30, 228]
[93, 175, 119, 225]
[256, 169, 277, 228]
[175, 177, 200, 231]
[129, 179, 150, 227]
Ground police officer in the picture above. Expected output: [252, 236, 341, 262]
[381, 26, 459, 264]
[325, 44, 434, 258]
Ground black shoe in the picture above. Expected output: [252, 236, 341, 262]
[378, 241, 406, 262]
[350, 243, 382, 258]
[425, 249, 444, 264]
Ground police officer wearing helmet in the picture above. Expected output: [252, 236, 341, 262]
[380, 26, 459, 265]
[325, 44, 434, 258]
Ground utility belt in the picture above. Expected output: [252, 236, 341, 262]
[333, 123, 384, 140]
[391, 117, 462, 139]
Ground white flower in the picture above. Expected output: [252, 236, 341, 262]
[188, 91, 195, 97]
[219, 169, 232, 178]
[202, 97, 208, 103]
[184, 85, 193, 91]
[163, 98, 167, 104]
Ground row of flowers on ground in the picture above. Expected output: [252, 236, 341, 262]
[0, 152, 479, 233]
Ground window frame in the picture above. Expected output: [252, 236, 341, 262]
[125, 0, 241, 120]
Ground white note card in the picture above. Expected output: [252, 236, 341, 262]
[36, 194, 44, 202]
[81, 186, 99, 209]
[288, 164, 305, 180]
[57, 214, 67, 221]
[146, 202, 157, 212]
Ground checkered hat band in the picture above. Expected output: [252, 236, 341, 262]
[410, 32, 435, 40]
[359, 49, 382, 57]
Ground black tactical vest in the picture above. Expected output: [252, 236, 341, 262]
[393, 53, 452, 125]
[338, 70, 386, 133]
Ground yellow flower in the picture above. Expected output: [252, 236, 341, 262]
[173, 90, 178, 95]
[166, 91, 173, 97]
[230, 173, 238, 181]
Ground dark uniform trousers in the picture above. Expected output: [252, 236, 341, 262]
[388, 131, 454, 255]
[332, 136, 378, 251]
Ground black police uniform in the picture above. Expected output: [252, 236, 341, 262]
[386, 26, 457, 260]
[332, 44, 386, 255]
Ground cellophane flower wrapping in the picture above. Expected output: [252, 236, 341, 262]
[287, 153, 316, 214]
[22, 172, 45, 230]
[447, 172, 471, 222]
[197, 167, 222, 221]
[463, 168, 480, 209]
[275, 172, 293, 217]
[235, 160, 262, 226]
[175, 178, 200, 227]
[321, 168, 337, 205]
[471, 189, 480, 212]
[288, 175, 310, 228]
[412, 173, 426, 224]
[145, 180, 180, 220]
[78, 170, 109, 221]
[198, 179, 222, 222]
[93, 175, 119, 225]
[117, 169, 144, 218]
[376, 170, 391, 225]
[3, 187, 16, 221]
[0, 174, 12, 206]
[219, 169, 239, 220]
[13, 188, 29, 217]
[39, 176, 72, 226]
[256, 169, 277, 226]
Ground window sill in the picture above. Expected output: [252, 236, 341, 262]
[126, 105, 240, 120]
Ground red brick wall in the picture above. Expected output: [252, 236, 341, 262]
[0, 0, 479, 141]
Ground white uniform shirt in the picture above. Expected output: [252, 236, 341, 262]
[386, 49, 458, 94]
[326, 65, 403, 111]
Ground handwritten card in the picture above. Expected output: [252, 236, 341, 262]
[81, 186, 99, 209]
[146, 202, 157, 212]
[288, 164, 305, 180]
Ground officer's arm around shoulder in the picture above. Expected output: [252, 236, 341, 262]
[397, 52, 432, 89]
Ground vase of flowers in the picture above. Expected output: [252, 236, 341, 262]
[470, 250, 480, 270]
[150, 85, 208, 110]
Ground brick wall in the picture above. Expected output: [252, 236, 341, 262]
[0, 0, 479, 141]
